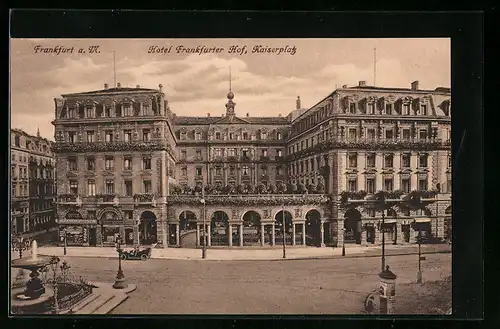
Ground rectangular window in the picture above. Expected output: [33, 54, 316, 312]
[421, 104, 428, 115]
[367, 103, 374, 114]
[68, 132, 76, 143]
[261, 149, 268, 157]
[348, 153, 357, 168]
[86, 131, 95, 143]
[180, 132, 187, 140]
[418, 154, 428, 168]
[143, 180, 152, 194]
[105, 157, 114, 170]
[68, 158, 78, 171]
[143, 129, 151, 142]
[229, 166, 235, 175]
[349, 103, 356, 114]
[105, 180, 115, 194]
[142, 157, 151, 170]
[261, 132, 267, 140]
[69, 180, 78, 195]
[124, 180, 133, 196]
[105, 130, 113, 142]
[123, 157, 132, 170]
[229, 148, 236, 157]
[181, 168, 187, 176]
[277, 132, 283, 140]
[243, 132, 248, 140]
[401, 178, 411, 193]
[87, 180, 96, 196]
[141, 104, 149, 116]
[196, 150, 202, 159]
[196, 168, 202, 176]
[402, 129, 411, 140]
[85, 107, 95, 118]
[448, 154, 452, 168]
[215, 132, 221, 139]
[229, 133, 234, 140]
[366, 178, 375, 194]
[385, 129, 394, 140]
[367, 129, 376, 140]
[87, 157, 96, 171]
[180, 150, 187, 160]
[403, 104, 410, 115]
[385, 103, 392, 115]
[242, 166, 249, 175]
[384, 154, 394, 168]
[216, 167, 222, 176]
[348, 129, 357, 141]
[124, 130, 132, 142]
[402, 153, 411, 168]
[418, 178, 428, 191]
[123, 105, 132, 117]
[348, 178, 357, 192]
[384, 178, 393, 191]
[195, 132, 202, 140]
[419, 129, 428, 140]
[215, 149, 222, 157]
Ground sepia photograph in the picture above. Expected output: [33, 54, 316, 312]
[10, 37, 452, 315]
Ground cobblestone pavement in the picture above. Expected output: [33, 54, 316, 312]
[16, 253, 451, 314]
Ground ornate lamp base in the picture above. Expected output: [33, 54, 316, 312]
[112, 269, 128, 289]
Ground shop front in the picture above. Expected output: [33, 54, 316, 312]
[57, 210, 97, 246]
[98, 210, 124, 247]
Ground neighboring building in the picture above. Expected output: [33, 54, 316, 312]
[52, 79, 451, 248]
[10, 128, 56, 236]
[52, 83, 176, 247]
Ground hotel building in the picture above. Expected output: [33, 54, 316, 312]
[52, 80, 451, 248]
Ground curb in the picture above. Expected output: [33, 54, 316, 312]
[35, 249, 451, 261]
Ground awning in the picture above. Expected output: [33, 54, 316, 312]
[415, 218, 432, 223]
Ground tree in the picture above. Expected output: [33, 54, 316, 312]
[246, 183, 255, 194]
[258, 183, 267, 194]
[306, 184, 315, 194]
[236, 184, 245, 194]
[298, 183, 307, 194]
[194, 184, 203, 194]
[289, 183, 298, 194]
[204, 184, 213, 195]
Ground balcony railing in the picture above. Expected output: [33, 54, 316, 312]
[167, 194, 329, 206]
[134, 193, 157, 206]
[260, 156, 271, 162]
[52, 141, 174, 154]
[96, 194, 119, 206]
[57, 194, 82, 207]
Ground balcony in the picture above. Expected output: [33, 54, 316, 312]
[96, 194, 119, 206]
[52, 140, 174, 154]
[57, 194, 82, 207]
[134, 193, 157, 207]
[167, 193, 329, 207]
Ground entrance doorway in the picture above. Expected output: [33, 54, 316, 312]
[274, 210, 293, 246]
[344, 208, 362, 244]
[210, 211, 230, 246]
[89, 227, 97, 246]
[242, 211, 261, 246]
[139, 211, 157, 245]
[305, 210, 321, 246]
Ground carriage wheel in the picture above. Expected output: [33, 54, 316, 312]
[120, 254, 127, 260]
[140, 254, 148, 261]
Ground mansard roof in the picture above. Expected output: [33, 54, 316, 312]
[173, 116, 290, 126]
[62, 87, 158, 97]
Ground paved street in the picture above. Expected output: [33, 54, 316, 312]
[15, 252, 451, 314]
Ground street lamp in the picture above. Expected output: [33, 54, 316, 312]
[342, 228, 346, 256]
[413, 220, 423, 284]
[200, 189, 206, 259]
[380, 208, 386, 272]
[63, 228, 67, 256]
[112, 234, 127, 289]
[49, 256, 60, 314]
[13, 233, 26, 259]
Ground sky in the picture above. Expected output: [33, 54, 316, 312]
[10, 38, 450, 141]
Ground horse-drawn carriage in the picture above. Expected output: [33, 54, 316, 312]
[118, 243, 156, 261]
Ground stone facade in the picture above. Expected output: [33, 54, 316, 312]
[52, 80, 451, 248]
[10, 128, 56, 236]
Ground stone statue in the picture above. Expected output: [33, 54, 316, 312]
[25, 271, 45, 299]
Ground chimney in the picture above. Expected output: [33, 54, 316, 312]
[104, 83, 109, 89]
[359, 81, 366, 87]
[246, 113, 249, 117]
[207, 113, 210, 117]
[117, 82, 121, 88]
[136, 85, 140, 88]
[278, 113, 282, 117]
[411, 80, 419, 90]
[296, 96, 301, 110]
[342, 84, 348, 88]
[159, 84, 163, 92]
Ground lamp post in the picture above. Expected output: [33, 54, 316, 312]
[13, 233, 25, 259]
[281, 192, 286, 259]
[200, 189, 206, 259]
[342, 228, 346, 256]
[414, 220, 423, 284]
[113, 234, 127, 289]
[49, 256, 60, 314]
[63, 228, 67, 256]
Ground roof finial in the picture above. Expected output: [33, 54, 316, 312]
[36, 127, 40, 137]
[227, 66, 234, 101]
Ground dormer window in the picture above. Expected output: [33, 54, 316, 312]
[141, 103, 150, 116]
[180, 131, 187, 140]
[385, 103, 393, 115]
[104, 106, 112, 117]
[85, 106, 95, 118]
[367, 103, 374, 114]
[68, 132, 76, 143]
[402, 104, 410, 115]
[349, 103, 356, 114]
[261, 131, 267, 140]
[195, 132, 202, 140]
[277, 132, 283, 140]
[68, 107, 76, 119]
[123, 104, 132, 117]
[421, 104, 428, 115]
[229, 132, 234, 140]
[215, 132, 221, 139]
[243, 132, 249, 140]
[105, 130, 113, 142]
[143, 129, 151, 142]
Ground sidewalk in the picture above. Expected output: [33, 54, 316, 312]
[24, 244, 451, 261]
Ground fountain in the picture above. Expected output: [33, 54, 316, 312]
[11, 240, 54, 313]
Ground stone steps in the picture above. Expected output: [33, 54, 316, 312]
[60, 292, 101, 314]
[75, 292, 115, 314]
[92, 294, 129, 314]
